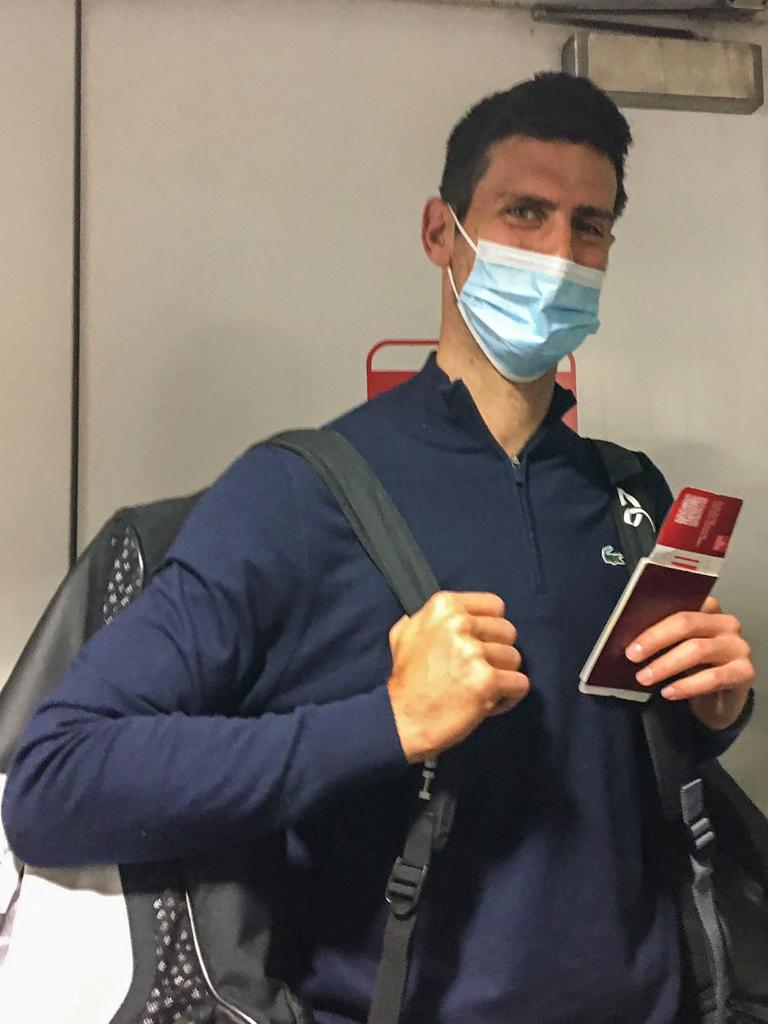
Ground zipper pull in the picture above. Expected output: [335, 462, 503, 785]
[510, 453, 524, 480]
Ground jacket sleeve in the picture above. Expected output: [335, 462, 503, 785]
[640, 452, 752, 760]
[1, 445, 407, 868]
[692, 688, 754, 760]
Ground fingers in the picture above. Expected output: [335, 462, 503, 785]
[386, 589, 528, 762]
[469, 616, 518, 646]
[447, 591, 506, 617]
[625, 604, 754, 704]
[483, 642, 522, 672]
[428, 594, 515, 645]
[462, 647, 527, 706]
[413, 592, 516, 648]
[626, 609, 742, 664]
[658, 658, 754, 700]
[492, 669, 530, 704]
[486, 673, 530, 716]
[634, 633, 751, 690]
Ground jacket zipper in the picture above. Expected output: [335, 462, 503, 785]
[510, 454, 545, 592]
[184, 890, 265, 1024]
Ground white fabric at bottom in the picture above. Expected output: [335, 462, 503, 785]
[0, 774, 134, 1023]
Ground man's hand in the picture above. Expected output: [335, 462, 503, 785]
[387, 591, 529, 763]
[626, 596, 755, 730]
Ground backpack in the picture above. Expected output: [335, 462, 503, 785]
[1, 431, 766, 1024]
[597, 440, 768, 1024]
[0, 430, 445, 1024]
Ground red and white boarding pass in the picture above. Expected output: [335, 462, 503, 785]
[579, 487, 743, 702]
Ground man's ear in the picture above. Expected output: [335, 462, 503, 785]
[421, 197, 454, 269]
[604, 230, 617, 268]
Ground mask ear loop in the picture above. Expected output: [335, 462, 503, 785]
[446, 266, 461, 303]
[445, 205, 486, 350]
[447, 204, 476, 250]
[446, 205, 477, 303]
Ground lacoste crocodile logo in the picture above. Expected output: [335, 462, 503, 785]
[602, 545, 625, 566]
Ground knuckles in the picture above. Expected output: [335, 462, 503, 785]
[447, 612, 471, 637]
[389, 617, 406, 646]
[674, 610, 697, 634]
[429, 591, 461, 619]
[460, 635, 485, 662]
[474, 661, 496, 689]
[685, 637, 706, 660]
[671, 609, 744, 642]
[721, 613, 742, 635]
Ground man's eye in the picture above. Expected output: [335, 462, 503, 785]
[575, 219, 605, 238]
[507, 205, 540, 223]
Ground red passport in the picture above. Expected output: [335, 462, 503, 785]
[579, 487, 743, 702]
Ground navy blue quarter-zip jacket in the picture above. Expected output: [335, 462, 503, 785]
[3, 355, 745, 1024]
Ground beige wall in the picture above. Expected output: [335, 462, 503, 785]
[0, 0, 74, 687]
[78, 0, 768, 803]
[2, 0, 767, 806]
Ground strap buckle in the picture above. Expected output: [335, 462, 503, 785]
[385, 857, 429, 920]
[680, 778, 716, 862]
[687, 813, 716, 857]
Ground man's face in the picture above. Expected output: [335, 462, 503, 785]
[449, 135, 618, 292]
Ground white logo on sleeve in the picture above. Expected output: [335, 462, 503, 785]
[617, 487, 656, 531]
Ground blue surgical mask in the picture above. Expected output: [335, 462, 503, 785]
[447, 209, 605, 383]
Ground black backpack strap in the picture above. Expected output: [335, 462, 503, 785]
[592, 439, 657, 568]
[592, 440, 689, 813]
[370, 785, 455, 1024]
[593, 438, 730, 1023]
[268, 428, 454, 1024]
[269, 430, 437, 616]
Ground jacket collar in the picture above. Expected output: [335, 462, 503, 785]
[413, 353, 576, 461]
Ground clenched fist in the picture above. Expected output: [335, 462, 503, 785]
[387, 591, 529, 763]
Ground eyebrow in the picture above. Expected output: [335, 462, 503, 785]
[499, 193, 616, 225]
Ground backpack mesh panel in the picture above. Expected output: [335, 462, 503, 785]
[103, 525, 145, 626]
[101, 528, 219, 1023]
[131, 891, 214, 1024]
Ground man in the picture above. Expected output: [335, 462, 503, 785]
[2, 73, 755, 1023]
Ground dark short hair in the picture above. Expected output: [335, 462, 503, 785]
[439, 72, 632, 220]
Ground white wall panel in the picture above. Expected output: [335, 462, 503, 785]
[0, 1, 74, 686]
[79, 0, 562, 538]
[80, 0, 767, 804]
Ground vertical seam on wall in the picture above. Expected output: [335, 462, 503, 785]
[69, 0, 83, 567]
